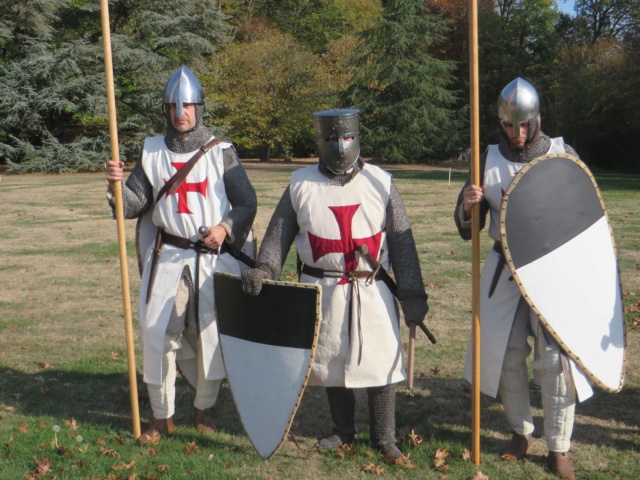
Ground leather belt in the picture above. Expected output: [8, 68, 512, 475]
[146, 230, 227, 337]
[301, 264, 383, 366]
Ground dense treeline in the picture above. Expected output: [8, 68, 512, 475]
[0, 0, 638, 172]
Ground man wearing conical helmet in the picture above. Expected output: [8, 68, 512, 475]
[105, 66, 257, 444]
[454, 78, 585, 479]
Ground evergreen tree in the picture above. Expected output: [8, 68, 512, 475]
[0, 0, 233, 173]
[343, 0, 464, 163]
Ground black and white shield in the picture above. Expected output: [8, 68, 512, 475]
[214, 272, 322, 458]
[500, 153, 625, 392]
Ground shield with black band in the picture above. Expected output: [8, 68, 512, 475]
[500, 153, 625, 393]
[214, 271, 322, 458]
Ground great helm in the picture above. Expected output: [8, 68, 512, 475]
[163, 65, 204, 119]
[497, 78, 539, 138]
[312, 109, 361, 173]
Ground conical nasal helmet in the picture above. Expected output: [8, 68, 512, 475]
[163, 65, 204, 118]
[313, 109, 361, 173]
[498, 78, 539, 138]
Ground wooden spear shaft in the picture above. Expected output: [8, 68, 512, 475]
[407, 324, 416, 394]
[99, 0, 141, 440]
[468, 0, 482, 466]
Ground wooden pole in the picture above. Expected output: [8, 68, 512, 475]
[407, 324, 416, 394]
[99, 0, 141, 440]
[468, 0, 482, 466]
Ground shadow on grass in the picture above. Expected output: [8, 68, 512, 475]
[2, 367, 638, 454]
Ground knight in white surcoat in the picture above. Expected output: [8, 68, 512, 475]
[105, 66, 257, 444]
[455, 78, 586, 479]
[241, 109, 429, 461]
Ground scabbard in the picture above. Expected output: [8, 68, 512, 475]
[488, 241, 505, 298]
[145, 229, 163, 305]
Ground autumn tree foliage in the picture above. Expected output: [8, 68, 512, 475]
[205, 27, 339, 160]
[342, 0, 465, 163]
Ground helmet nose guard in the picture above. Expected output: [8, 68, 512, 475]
[498, 78, 539, 138]
[163, 65, 204, 118]
[313, 109, 361, 173]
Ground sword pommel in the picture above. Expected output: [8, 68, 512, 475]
[198, 226, 209, 236]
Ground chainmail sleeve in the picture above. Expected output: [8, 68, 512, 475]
[108, 155, 153, 220]
[454, 151, 489, 240]
[254, 186, 299, 280]
[219, 145, 258, 249]
[563, 143, 580, 159]
[385, 182, 428, 302]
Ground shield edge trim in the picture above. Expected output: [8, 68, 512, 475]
[499, 152, 626, 393]
[215, 271, 323, 458]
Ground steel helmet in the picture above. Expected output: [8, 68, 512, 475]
[498, 78, 539, 138]
[163, 65, 204, 118]
[313, 109, 361, 173]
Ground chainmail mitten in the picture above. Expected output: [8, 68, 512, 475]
[316, 387, 357, 449]
[368, 384, 399, 455]
[241, 268, 272, 296]
[400, 296, 429, 327]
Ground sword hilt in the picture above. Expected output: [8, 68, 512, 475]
[198, 226, 209, 236]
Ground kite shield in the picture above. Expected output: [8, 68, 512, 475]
[500, 153, 626, 393]
[214, 271, 322, 458]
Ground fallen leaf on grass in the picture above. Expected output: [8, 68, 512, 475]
[18, 422, 28, 432]
[141, 447, 157, 455]
[185, 441, 199, 455]
[470, 471, 489, 479]
[36, 361, 52, 370]
[64, 418, 79, 431]
[25, 456, 53, 480]
[407, 429, 423, 447]
[56, 445, 74, 458]
[357, 462, 385, 475]
[433, 448, 450, 468]
[111, 460, 136, 470]
[100, 447, 121, 458]
[462, 448, 472, 460]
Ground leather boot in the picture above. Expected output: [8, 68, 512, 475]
[195, 408, 216, 433]
[500, 432, 532, 460]
[547, 451, 576, 479]
[138, 417, 176, 445]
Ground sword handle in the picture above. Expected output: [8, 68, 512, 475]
[198, 226, 209, 236]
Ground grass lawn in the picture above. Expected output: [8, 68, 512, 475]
[0, 162, 638, 479]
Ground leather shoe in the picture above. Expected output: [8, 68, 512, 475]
[138, 417, 176, 445]
[195, 408, 216, 433]
[500, 432, 532, 460]
[547, 451, 576, 479]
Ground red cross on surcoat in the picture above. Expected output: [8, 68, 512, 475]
[165, 162, 208, 214]
[308, 204, 382, 284]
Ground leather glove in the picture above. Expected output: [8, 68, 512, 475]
[241, 268, 272, 296]
[400, 296, 429, 327]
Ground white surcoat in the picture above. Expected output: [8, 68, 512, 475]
[138, 136, 242, 385]
[290, 164, 405, 388]
[462, 138, 594, 401]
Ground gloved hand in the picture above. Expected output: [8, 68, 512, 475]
[241, 268, 272, 296]
[400, 296, 429, 327]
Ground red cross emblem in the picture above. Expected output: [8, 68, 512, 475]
[308, 204, 382, 284]
[165, 162, 208, 214]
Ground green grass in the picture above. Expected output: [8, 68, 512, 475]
[0, 166, 639, 479]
